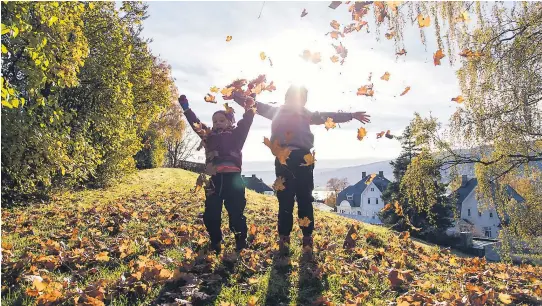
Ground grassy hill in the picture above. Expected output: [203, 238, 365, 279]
[1, 169, 541, 306]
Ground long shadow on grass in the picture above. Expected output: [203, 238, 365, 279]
[263, 252, 292, 305]
[151, 252, 238, 306]
[296, 252, 325, 306]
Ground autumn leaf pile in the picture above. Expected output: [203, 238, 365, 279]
[1, 168, 541, 306]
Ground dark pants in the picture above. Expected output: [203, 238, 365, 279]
[204, 172, 248, 244]
[275, 149, 315, 237]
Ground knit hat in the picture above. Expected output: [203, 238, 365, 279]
[213, 110, 236, 124]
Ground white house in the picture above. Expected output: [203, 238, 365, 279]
[335, 171, 391, 224]
[448, 176, 524, 239]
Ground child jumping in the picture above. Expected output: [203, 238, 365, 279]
[232, 85, 370, 254]
[179, 94, 255, 254]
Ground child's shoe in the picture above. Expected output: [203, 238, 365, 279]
[235, 236, 247, 252]
[210, 241, 222, 255]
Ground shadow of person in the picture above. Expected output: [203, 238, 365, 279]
[296, 251, 325, 306]
[150, 251, 239, 306]
[263, 252, 293, 305]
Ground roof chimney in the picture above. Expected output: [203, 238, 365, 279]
[242, 175, 245, 178]
[252, 174, 256, 178]
[378, 171, 384, 177]
[461, 175, 468, 187]
[362, 172, 366, 179]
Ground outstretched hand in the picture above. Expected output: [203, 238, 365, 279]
[353, 112, 371, 124]
[178, 95, 189, 110]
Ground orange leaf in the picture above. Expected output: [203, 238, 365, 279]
[417, 14, 430, 27]
[451, 95, 464, 103]
[330, 20, 340, 30]
[330, 55, 339, 63]
[301, 49, 312, 61]
[324, 117, 336, 130]
[400, 86, 410, 96]
[273, 176, 286, 191]
[301, 151, 316, 166]
[95, 251, 110, 262]
[204, 94, 217, 103]
[398, 231, 410, 240]
[298, 217, 312, 227]
[226, 35, 232, 42]
[380, 71, 390, 81]
[433, 49, 445, 66]
[376, 131, 385, 139]
[301, 8, 308, 17]
[263, 137, 291, 165]
[311, 52, 322, 64]
[459, 49, 483, 58]
[327, 30, 344, 40]
[396, 48, 407, 56]
[357, 84, 374, 96]
[259, 52, 266, 60]
[221, 87, 234, 97]
[357, 127, 367, 141]
[498, 293, 513, 304]
[264, 81, 276, 92]
[248, 295, 259, 306]
[365, 173, 376, 185]
[382, 203, 393, 211]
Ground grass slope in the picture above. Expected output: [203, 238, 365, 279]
[2, 168, 541, 306]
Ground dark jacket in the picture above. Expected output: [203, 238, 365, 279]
[184, 108, 254, 169]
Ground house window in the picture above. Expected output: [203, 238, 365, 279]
[484, 227, 492, 238]
[478, 211, 482, 217]
[490, 212, 493, 218]
[346, 194, 353, 200]
[368, 198, 371, 204]
[358, 211, 361, 215]
[376, 198, 379, 204]
[468, 209, 471, 216]
[371, 188, 374, 191]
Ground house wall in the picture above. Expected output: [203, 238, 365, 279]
[336, 182, 384, 224]
[460, 189, 501, 238]
[337, 200, 352, 214]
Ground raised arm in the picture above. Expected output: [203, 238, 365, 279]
[231, 91, 278, 120]
[233, 107, 256, 147]
[178, 95, 209, 138]
[310, 111, 371, 125]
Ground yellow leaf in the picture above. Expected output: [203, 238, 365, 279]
[1, 24, 10, 35]
[247, 295, 258, 306]
[2, 44, 7, 54]
[210, 86, 219, 93]
[48, 16, 58, 26]
[61, 167, 65, 176]
[12, 26, 19, 38]
[365, 173, 376, 185]
[226, 35, 232, 42]
[357, 127, 367, 141]
[324, 117, 336, 130]
[33, 278, 47, 292]
[89, 2, 95, 9]
[301, 151, 316, 166]
[498, 293, 513, 305]
[260, 51, 266, 60]
[417, 14, 430, 28]
[380, 72, 390, 81]
[2, 99, 13, 108]
[221, 87, 234, 97]
[451, 95, 464, 103]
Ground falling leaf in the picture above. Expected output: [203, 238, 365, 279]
[385, 130, 394, 139]
[376, 131, 385, 139]
[417, 14, 430, 27]
[382, 203, 393, 211]
[224, 103, 235, 114]
[301, 8, 308, 17]
[329, 1, 342, 10]
[210, 86, 219, 93]
[273, 176, 286, 191]
[394, 200, 403, 216]
[298, 217, 312, 227]
[301, 151, 316, 166]
[260, 52, 266, 60]
[327, 31, 344, 40]
[365, 173, 377, 185]
[387, 1, 401, 13]
[301, 49, 312, 61]
[330, 55, 339, 63]
[385, 31, 395, 39]
[330, 20, 340, 30]
[498, 293, 513, 305]
[451, 96, 464, 103]
[380, 72, 390, 81]
[263, 137, 292, 165]
[221, 87, 234, 97]
[400, 86, 410, 96]
[264, 81, 276, 92]
[332, 42, 348, 58]
[433, 49, 445, 66]
[268, 57, 273, 67]
[324, 117, 336, 130]
[357, 127, 367, 141]
[357, 84, 374, 96]
[311, 52, 322, 64]
[396, 48, 407, 56]
[226, 35, 232, 42]
[204, 94, 216, 103]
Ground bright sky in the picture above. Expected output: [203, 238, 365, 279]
[141, 1, 461, 164]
